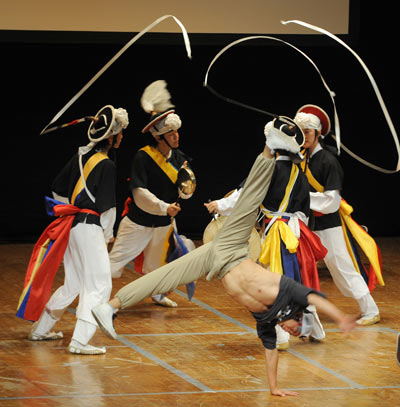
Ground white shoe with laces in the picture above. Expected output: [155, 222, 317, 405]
[152, 296, 177, 308]
[91, 303, 118, 339]
[356, 314, 380, 326]
[28, 330, 63, 341]
[69, 340, 106, 355]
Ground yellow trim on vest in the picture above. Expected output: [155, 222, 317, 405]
[141, 145, 178, 184]
[281, 163, 300, 212]
[301, 161, 324, 193]
[261, 162, 299, 218]
[259, 163, 300, 269]
[71, 152, 108, 205]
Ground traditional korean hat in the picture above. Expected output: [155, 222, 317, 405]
[264, 116, 305, 155]
[295, 104, 331, 137]
[140, 80, 182, 136]
[88, 105, 129, 142]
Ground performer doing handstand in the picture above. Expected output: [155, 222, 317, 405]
[92, 117, 357, 396]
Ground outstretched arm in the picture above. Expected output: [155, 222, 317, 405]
[264, 348, 299, 397]
[307, 293, 358, 334]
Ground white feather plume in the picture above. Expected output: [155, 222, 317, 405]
[140, 80, 175, 114]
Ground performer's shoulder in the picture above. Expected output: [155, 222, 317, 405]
[315, 147, 339, 164]
[134, 146, 152, 160]
[99, 156, 116, 171]
[173, 148, 192, 165]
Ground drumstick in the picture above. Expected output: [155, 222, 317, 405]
[207, 199, 218, 221]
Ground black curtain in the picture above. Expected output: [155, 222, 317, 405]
[1, 0, 399, 242]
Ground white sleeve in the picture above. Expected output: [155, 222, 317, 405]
[100, 207, 116, 243]
[133, 187, 170, 216]
[310, 189, 341, 214]
[216, 188, 242, 216]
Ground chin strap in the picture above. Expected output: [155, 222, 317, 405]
[282, 19, 400, 174]
[160, 134, 173, 150]
[41, 15, 191, 136]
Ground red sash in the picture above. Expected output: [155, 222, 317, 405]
[296, 220, 327, 291]
[17, 205, 99, 321]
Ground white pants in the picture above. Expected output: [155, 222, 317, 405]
[316, 226, 370, 299]
[109, 216, 173, 277]
[44, 223, 112, 344]
[315, 226, 378, 316]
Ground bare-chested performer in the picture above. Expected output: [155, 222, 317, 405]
[92, 117, 357, 396]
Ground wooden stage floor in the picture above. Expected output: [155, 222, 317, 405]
[1, 237, 399, 406]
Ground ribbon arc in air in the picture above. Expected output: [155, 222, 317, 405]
[281, 19, 399, 174]
[41, 15, 192, 136]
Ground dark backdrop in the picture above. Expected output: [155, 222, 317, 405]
[1, 0, 399, 242]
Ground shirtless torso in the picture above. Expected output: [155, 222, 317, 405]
[221, 259, 281, 313]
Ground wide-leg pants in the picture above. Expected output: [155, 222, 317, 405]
[116, 152, 275, 309]
[315, 226, 370, 299]
[109, 217, 172, 277]
[46, 223, 112, 327]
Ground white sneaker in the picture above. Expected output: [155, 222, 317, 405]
[152, 296, 177, 308]
[275, 324, 290, 351]
[299, 312, 314, 339]
[28, 330, 63, 341]
[91, 303, 118, 339]
[310, 311, 326, 341]
[356, 294, 379, 325]
[276, 341, 290, 351]
[356, 314, 380, 326]
[69, 340, 106, 355]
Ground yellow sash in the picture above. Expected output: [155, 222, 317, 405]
[301, 161, 384, 286]
[71, 152, 108, 205]
[160, 224, 174, 266]
[141, 145, 178, 184]
[339, 200, 384, 286]
[259, 163, 300, 273]
[300, 161, 324, 193]
[140, 146, 179, 266]
[259, 221, 298, 273]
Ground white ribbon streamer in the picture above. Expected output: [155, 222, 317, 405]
[41, 15, 192, 135]
[204, 35, 341, 154]
[282, 19, 400, 174]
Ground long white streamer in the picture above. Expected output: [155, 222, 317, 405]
[204, 35, 341, 154]
[40, 15, 191, 135]
[282, 19, 400, 174]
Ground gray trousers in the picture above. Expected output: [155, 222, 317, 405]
[116, 152, 275, 309]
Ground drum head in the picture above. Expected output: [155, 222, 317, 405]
[202, 216, 261, 261]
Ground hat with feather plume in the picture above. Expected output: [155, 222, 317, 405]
[140, 80, 182, 136]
